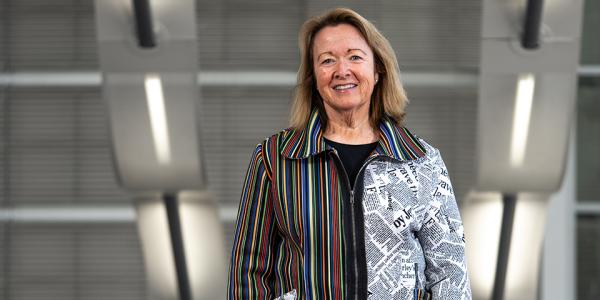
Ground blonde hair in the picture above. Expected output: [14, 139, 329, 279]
[290, 7, 409, 130]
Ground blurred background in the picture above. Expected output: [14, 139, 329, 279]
[0, 0, 598, 299]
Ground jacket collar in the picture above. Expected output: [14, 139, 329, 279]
[280, 109, 426, 161]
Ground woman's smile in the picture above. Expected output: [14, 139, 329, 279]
[333, 83, 358, 91]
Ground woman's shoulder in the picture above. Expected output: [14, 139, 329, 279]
[271, 127, 297, 140]
[248, 127, 300, 159]
[258, 127, 302, 148]
[404, 131, 444, 168]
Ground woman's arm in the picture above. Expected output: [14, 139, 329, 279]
[416, 148, 472, 299]
[228, 142, 277, 299]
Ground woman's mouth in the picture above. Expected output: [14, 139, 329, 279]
[333, 83, 357, 90]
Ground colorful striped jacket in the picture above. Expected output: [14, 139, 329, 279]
[228, 109, 471, 300]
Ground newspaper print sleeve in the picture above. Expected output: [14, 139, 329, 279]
[228, 143, 277, 299]
[416, 148, 472, 299]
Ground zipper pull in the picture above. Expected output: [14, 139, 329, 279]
[350, 190, 355, 204]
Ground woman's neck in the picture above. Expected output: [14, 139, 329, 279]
[323, 108, 378, 145]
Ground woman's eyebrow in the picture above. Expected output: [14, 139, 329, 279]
[348, 48, 367, 55]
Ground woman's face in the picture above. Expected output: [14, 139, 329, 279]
[312, 24, 378, 115]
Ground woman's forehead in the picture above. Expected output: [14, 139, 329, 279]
[312, 24, 371, 55]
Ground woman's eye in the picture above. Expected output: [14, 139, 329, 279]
[321, 58, 334, 64]
[350, 55, 362, 61]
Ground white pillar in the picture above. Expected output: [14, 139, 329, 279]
[541, 128, 576, 300]
[135, 191, 227, 300]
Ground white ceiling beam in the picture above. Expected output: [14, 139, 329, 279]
[0, 205, 238, 223]
[0, 71, 479, 87]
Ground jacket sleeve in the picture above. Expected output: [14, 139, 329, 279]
[228, 142, 277, 299]
[416, 148, 472, 299]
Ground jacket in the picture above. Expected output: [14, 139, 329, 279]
[228, 109, 472, 300]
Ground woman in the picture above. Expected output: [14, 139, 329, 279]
[228, 8, 471, 300]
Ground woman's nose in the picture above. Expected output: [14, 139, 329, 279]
[334, 61, 350, 79]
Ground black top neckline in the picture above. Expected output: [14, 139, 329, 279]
[324, 138, 379, 189]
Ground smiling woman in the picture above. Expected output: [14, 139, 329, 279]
[228, 7, 472, 300]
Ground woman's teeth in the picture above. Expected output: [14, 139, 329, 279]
[334, 84, 357, 90]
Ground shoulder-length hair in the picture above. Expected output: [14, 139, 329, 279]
[290, 7, 409, 130]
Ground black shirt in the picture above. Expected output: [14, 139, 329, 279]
[324, 138, 379, 190]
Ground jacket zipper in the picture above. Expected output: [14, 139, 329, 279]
[330, 149, 377, 300]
